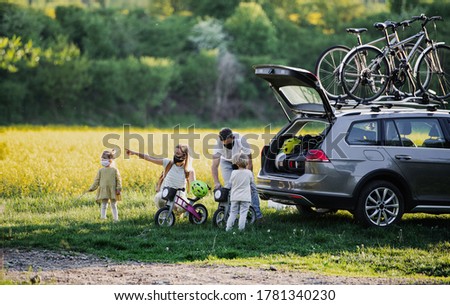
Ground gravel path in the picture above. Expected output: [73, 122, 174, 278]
[0, 248, 437, 285]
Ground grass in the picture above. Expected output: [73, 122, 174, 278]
[1, 126, 450, 284]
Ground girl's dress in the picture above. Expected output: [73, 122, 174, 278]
[89, 166, 122, 220]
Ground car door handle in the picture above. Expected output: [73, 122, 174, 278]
[395, 155, 412, 160]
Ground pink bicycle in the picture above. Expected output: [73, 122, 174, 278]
[154, 186, 208, 227]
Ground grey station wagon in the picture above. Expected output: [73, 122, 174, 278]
[254, 64, 450, 228]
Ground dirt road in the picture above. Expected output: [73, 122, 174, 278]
[1, 248, 437, 285]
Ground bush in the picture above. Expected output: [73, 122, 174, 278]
[171, 49, 218, 120]
[25, 57, 91, 124]
[85, 56, 176, 126]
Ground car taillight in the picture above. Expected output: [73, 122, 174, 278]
[305, 149, 329, 162]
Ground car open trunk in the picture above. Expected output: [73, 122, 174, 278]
[261, 119, 329, 177]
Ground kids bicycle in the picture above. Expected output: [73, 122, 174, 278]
[212, 187, 256, 228]
[154, 181, 209, 227]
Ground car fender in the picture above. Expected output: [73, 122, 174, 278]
[352, 169, 414, 211]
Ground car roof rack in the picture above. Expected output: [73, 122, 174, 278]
[331, 94, 448, 111]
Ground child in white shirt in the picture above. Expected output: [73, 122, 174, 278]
[226, 153, 254, 231]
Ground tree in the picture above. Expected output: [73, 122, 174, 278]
[214, 49, 241, 121]
[188, 18, 228, 51]
[187, 0, 240, 19]
[388, 0, 420, 14]
[0, 35, 40, 73]
[224, 2, 278, 56]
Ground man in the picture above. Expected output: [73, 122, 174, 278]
[211, 127, 263, 220]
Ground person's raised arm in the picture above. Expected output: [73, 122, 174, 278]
[125, 148, 164, 166]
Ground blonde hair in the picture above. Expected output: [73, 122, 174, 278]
[175, 144, 191, 172]
[232, 153, 248, 169]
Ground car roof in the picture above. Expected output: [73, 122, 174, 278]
[334, 105, 450, 119]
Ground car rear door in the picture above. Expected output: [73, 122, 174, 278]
[254, 65, 335, 123]
[382, 117, 450, 203]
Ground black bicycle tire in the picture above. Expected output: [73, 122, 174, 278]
[154, 207, 175, 227]
[340, 45, 390, 102]
[416, 44, 450, 100]
[212, 207, 226, 229]
[188, 203, 208, 225]
[390, 43, 425, 97]
[315, 45, 351, 99]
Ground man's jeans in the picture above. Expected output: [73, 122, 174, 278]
[220, 159, 263, 219]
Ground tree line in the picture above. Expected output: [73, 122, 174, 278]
[1, 0, 449, 126]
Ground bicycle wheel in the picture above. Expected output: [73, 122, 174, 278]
[340, 45, 390, 102]
[416, 44, 450, 100]
[315, 45, 350, 99]
[390, 43, 424, 97]
[188, 203, 208, 225]
[246, 206, 256, 225]
[212, 207, 226, 229]
[154, 207, 175, 227]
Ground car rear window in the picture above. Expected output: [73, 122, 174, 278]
[346, 121, 379, 145]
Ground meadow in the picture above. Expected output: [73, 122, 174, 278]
[1, 126, 450, 283]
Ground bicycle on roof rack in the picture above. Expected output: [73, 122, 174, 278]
[315, 26, 397, 100]
[339, 14, 450, 103]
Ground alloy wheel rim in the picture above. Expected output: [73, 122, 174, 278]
[365, 187, 399, 227]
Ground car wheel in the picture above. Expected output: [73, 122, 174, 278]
[296, 205, 336, 216]
[356, 180, 404, 228]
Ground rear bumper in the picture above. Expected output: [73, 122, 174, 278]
[256, 185, 356, 210]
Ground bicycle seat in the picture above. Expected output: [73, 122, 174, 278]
[374, 21, 398, 31]
[346, 28, 367, 34]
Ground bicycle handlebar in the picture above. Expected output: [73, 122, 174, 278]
[374, 14, 443, 32]
[411, 14, 443, 26]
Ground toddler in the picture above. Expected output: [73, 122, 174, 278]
[226, 153, 254, 231]
[88, 150, 122, 221]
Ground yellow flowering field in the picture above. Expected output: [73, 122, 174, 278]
[0, 126, 268, 199]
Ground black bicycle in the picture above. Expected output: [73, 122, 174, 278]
[339, 15, 449, 102]
[212, 187, 256, 228]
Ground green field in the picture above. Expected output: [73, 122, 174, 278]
[1, 126, 449, 283]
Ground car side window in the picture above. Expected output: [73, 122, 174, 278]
[416, 118, 446, 148]
[346, 120, 378, 145]
[385, 118, 446, 148]
[384, 120, 401, 146]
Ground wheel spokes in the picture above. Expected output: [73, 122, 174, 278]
[365, 187, 399, 226]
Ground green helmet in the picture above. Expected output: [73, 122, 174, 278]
[280, 137, 301, 154]
[191, 180, 209, 198]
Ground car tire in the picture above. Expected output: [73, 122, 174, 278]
[356, 180, 404, 228]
